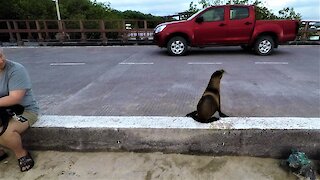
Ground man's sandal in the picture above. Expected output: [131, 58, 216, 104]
[0, 152, 8, 161]
[18, 152, 34, 172]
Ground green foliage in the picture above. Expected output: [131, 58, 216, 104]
[193, 0, 300, 20]
[0, 0, 56, 19]
[278, 7, 302, 20]
[122, 10, 147, 19]
[199, 0, 224, 8]
[188, 1, 200, 14]
[59, 0, 90, 19]
[0, 0, 165, 21]
[0, 0, 300, 22]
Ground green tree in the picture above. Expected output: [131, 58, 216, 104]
[0, 0, 165, 21]
[187, 1, 200, 14]
[278, 7, 302, 20]
[199, 0, 224, 8]
[194, 0, 299, 20]
[252, 1, 278, 20]
[0, 0, 56, 19]
[59, 0, 85, 19]
[122, 10, 148, 19]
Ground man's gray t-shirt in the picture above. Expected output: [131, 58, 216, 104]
[0, 60, 39, 114]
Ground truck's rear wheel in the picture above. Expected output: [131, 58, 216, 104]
[254, 36, 274, 56]
[167, 36, 188, 56]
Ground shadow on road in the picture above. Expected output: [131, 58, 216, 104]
[155, 46, 292, 56]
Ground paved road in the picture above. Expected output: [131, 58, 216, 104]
[3, 45, 320, 117]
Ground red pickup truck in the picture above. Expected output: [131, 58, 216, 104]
[154, 5, 299, 56]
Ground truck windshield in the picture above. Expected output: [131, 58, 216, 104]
[187, 8, 206, 21]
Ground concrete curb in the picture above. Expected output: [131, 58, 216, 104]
[22, 116, 320, 159]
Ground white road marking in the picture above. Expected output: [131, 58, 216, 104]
[50, 62, 86, 66]
[255, 62, 289, 65]
[188, 62, 223, 65]
[119, 62, 154, 65]
[34, 116, 320, 130]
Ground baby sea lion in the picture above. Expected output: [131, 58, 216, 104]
[186, 69, 228, 123]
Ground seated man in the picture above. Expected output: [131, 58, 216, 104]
[0, 48, 39, 172]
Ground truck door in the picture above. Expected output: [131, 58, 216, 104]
[226, 6, 254, 44]
[193, 7, 227, 45]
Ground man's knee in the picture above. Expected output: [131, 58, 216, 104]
[0, 128, 14, 145]
[1, 119, 29, 138]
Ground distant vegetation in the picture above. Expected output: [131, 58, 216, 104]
[0, 0, 165, 21]
[0, 0, 301, 21]
[187, 0, 302, 20]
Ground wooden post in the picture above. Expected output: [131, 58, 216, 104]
[122, 20, 127, 42]
[135, 21, 140, 41]
[79, 20, 86, 42]
[43, 21, 50, 40]
[100, 20, 107, 44]
[58, 20, 64, 42]
[6, 21, 15, 42]
[26, 21, 33, 39]
[35, 20, 43, 42]
[144, 20, 148, 41]
[302, 21, 309, 41]
[13, 21, 22, 45]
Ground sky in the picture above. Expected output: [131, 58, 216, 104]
[96, 0, 320, 20]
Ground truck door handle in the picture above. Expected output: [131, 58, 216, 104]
[219, 23, 226, 27]
[245, 22, 252, 25]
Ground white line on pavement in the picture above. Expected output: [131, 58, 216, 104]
[35, 116, 320, 130]
[50, 62, 86, 66]
[188, 62, 223, 65]
[119, 62, 154, 65]
[255, 62, 289, 65]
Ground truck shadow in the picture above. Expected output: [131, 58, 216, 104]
[188, 47, 247, 55]
[156, 46, 291, 56]
[188, 47, 290, 56]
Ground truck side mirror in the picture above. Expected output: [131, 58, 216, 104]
[195, 16, 204, 23]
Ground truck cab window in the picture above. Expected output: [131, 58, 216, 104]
[230, 7, 249, 20]
[201, 7, 224, 22]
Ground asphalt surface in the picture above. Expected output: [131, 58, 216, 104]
[3, 45, 320, 117]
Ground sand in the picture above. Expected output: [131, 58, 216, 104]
[0, 151, 318, 180]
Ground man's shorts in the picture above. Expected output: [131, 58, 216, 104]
[19, 111, 38, 126]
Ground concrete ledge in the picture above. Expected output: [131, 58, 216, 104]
[23, 116, 320, 159]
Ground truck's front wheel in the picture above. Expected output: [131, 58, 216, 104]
[167, 36, 188, 56]
[254, 36, 274, 56]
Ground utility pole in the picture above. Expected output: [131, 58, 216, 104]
[53, 0, 64, 41]
[54, 0, 61, 21]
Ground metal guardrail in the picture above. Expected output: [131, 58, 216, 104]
[0, 19, 162, 45]
[297, 21, 320, 41]
[0, 19, 319, 45]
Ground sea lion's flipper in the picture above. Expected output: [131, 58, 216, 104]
[198, 116, 219, 123]
[219, 111, 228, 117]
[186, 111, 198, 120]
[186, 110, 197, 117]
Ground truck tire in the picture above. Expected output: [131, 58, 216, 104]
[167, 36, 188, 56]
[254, 36, 274, 56]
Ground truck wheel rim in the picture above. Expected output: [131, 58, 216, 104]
[171, 40, 184, 54]
[258, 40, 272, 54]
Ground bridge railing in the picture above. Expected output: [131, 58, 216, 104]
[296, 21, 320, 41]
[0, 19, 319, 45]
[0, 19, 162, 45]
